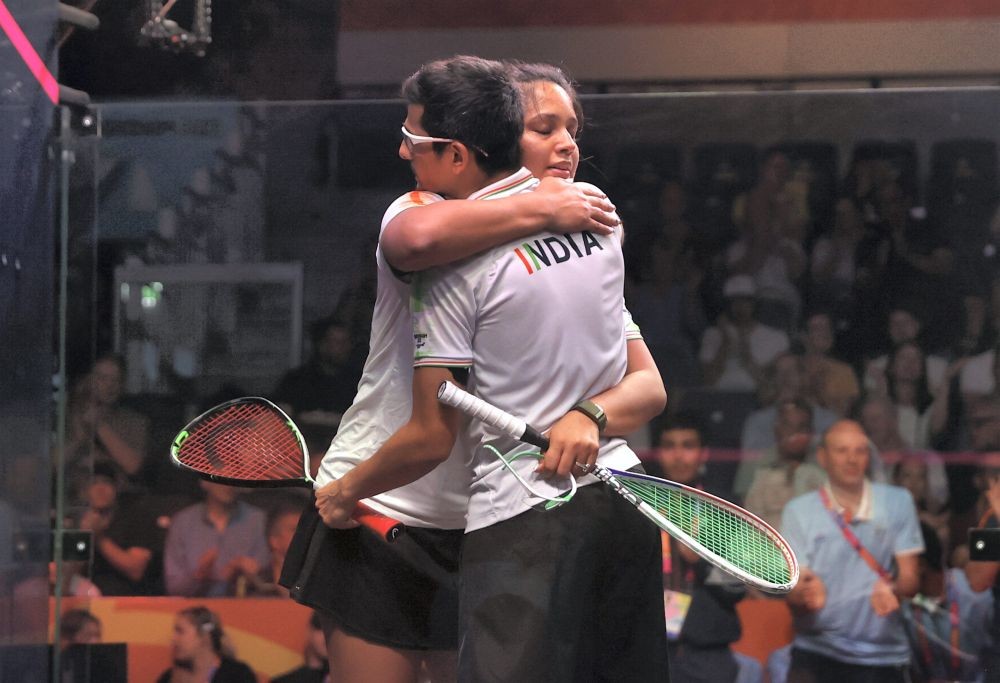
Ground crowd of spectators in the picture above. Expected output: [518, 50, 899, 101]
[40, 136, 1000, 680]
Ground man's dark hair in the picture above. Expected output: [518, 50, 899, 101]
[505, 60, 585, 136]
[656, 409, 706, 441]
[401, 55, 522, 174]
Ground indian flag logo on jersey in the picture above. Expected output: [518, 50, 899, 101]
[514, 231, 604, 274]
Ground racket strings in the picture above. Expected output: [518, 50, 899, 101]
[176, 403, 304, 481]
[619, 478, 793, 586]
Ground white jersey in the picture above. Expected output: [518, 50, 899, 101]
[314, 170, 541, 528]
[412, 170, 640, 533]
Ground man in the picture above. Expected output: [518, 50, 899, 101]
[78, 462, 166, 595]
[314, 56, 668, 681]
[281, 56, 663, 683]
[735, 352, 836, 500]
[272, 316, 362, 428]
[781, 420, 923, 682]
[164, 481, 269, 597]
[699, 274, 789, 394]
[743, 399, 824, 529]
[647, 412, 759, 683]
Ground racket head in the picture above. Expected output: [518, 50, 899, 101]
[171, 397, 313, 488]
[608, 468, 799, 594]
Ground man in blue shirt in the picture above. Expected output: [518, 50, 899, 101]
[781, 419, 923, 682]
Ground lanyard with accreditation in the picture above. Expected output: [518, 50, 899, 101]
[817, 486, 893, 581]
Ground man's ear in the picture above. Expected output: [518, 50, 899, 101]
[449, 142, 472, 171]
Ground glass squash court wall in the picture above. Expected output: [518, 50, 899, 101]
[46, 86, 1000, 676]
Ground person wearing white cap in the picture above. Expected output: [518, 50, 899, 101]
[699, 274, 790, 393]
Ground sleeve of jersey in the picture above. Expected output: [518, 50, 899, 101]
[411, 269, 475, 369]
[623, 303, 643, 341]
[376, 191, 445, 272]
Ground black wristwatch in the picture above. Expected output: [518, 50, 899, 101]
[572, 400, 607, 433]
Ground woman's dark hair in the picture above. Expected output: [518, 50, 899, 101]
[401, 55, 522, 174]
[180, 606, 225, 655]
[505, 60, 585, 136]
[61, 609, 99, 642]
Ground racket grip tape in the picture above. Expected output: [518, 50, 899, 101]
[437, 381, 549, 451]
[355, 501, 405, 542]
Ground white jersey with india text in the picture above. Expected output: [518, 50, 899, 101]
[412, 170, 640, 533]
[314, 171, 540, 528]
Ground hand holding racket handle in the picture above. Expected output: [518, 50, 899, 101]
[170, 397, 404, 542]
[351, 502, 404, 541]
[437, 381, 799, 593]
[437, 381, 549, 450]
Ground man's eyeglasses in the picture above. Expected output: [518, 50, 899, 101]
[400, 125, 489, 157]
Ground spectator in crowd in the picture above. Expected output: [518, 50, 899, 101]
[881, 341, 960, 450]
[64, 353, 149, 505]
[958, 279, 1000, 404]
[781, 420, 923, 682]
[895, 452, 951, 549]
[272, 316, 363, 429]
[880, 181, 958, 351]
[156, 606, 256, 683]
[865, 304, 948, 394]
[964, 468, 1000, 679]
[242, 497, 301, 598]
[699, 275, 789, 393]
[809, 197, 864, 328]
[736, 352, 836, 500]
[800, 310, 860, 418]
[164, 482, 269, 597]
[727, 150, 807, 331]
[627, 231, 707, 390]
[272, 611, 329, 683]
[77, 462, 166, 595]
[59, 609, 102, 648]
[645, 412, 761, 683]
[902, 522, 993, 683]
[743, 399, 825, 529]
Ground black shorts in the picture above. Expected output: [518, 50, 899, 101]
[458, 469, 670, 682]
[280, 499, 463, 651]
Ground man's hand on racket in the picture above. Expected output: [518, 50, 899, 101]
[536, 409, 599, 478]
[315, 479, 361, 530]
[537, 177, 620, 236]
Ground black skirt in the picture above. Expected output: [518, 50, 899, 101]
[280, 498, 463, 651]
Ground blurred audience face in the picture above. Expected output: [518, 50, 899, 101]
[772, 353, 805, 403]
[89, 357, 124, 406]
[318, 325, 353, 367]
[726, 296, 756, 325]
[968, 398, 1000, 452]
[200, 480, 240, 506]
[659, 180, 687, 222]
[888, 309, 921, 346]
[760, 151, 790, 189]
[889, 341, 924, 383]
[894, 458, 929, 505]
[267, 510, 301, 562]
[774, 402, 813, 461]
[86, 474, 117, 511]
[832, 197, 863, 238]
[859, 397, 899, 450]
[170, 613, 209, 664]
[656, 427, 706, 485]
[818, 421, 870, 490]
[71, 619, 101, 645]
[804, 313, 835, 355]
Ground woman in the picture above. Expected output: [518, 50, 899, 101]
[156, 606, 255, 683]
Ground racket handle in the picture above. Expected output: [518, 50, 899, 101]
[355, 501, 405, 542]
[437, 381, 549, 451]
